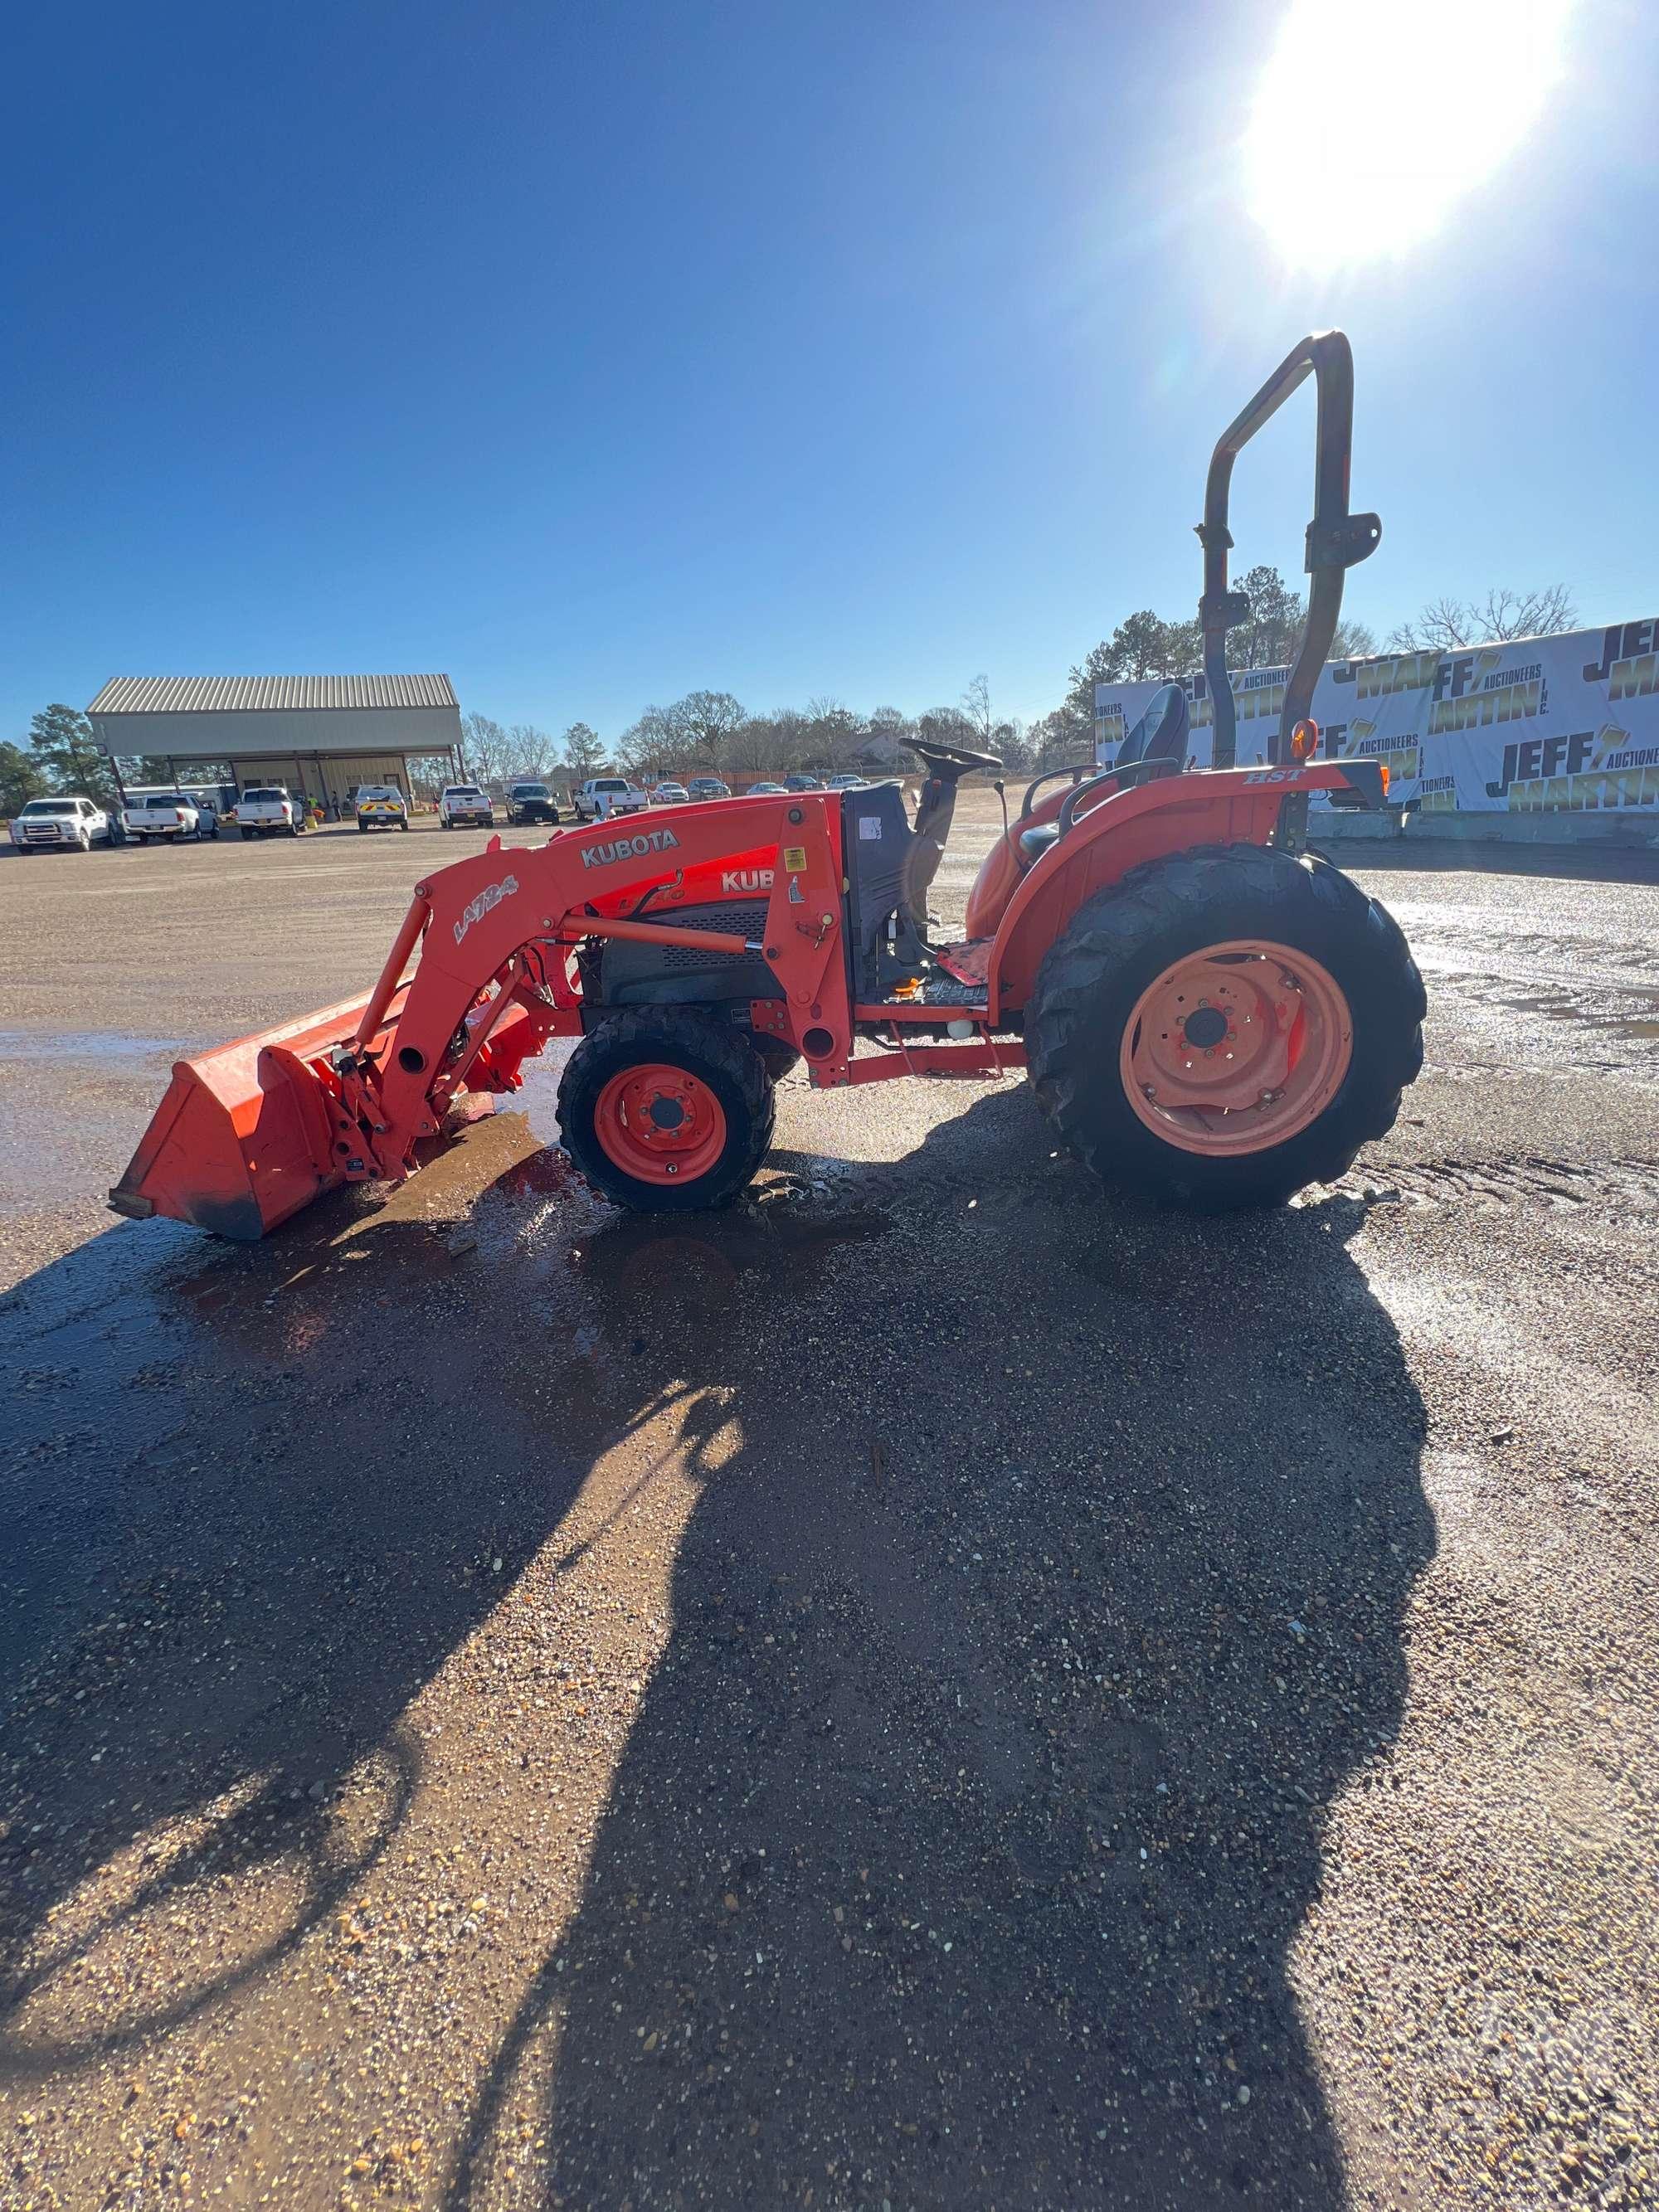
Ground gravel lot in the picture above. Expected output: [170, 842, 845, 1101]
[2, 802, 1657, 2210]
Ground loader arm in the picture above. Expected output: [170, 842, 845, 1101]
[111, 800, 854, 1238]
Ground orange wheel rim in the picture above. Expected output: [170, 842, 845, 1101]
[1118, 940, 1352, 1157]
[593, 1063, 727, 1184]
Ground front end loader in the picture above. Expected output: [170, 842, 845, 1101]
[112, 332, 1424, 1239]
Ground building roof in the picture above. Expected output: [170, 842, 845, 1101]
[87, 674, 459, 716]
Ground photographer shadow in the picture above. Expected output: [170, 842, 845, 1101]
[0, 1175, 596, 2081]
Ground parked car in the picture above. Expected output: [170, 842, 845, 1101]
[439, 783, 495, 829]
[826, 773, 867, 790]
[686, 776, 731, 801]
[746, 780, 787, 795]
[506, 779, 561, 825]
[356, 784, 411, 833]
[122, 789, 205, 844]
[235, 785, 300, 839]
[574, 777, 650, 821]
[650, 781, 690, 806]
[784, 772, 824, 791]
[8, 794, 112, 853]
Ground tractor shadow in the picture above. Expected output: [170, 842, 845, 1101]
[0, 1080, 1432, 2209]
[445, 1082, 1435, 2210]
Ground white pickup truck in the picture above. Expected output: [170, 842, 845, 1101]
[234, 785, 299, 839]
[8, 795, 112, 852]
[122, 790, 205, 844]
[438, 783, 494, 829]
[574, 777, 650, 822]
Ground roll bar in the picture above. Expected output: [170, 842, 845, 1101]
[1197, 331, 1380, 767]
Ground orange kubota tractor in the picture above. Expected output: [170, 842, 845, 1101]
[112, 333, 1424, 1241]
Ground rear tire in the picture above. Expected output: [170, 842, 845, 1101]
[1027, 845, 1424, 1210]
[558, 1009, 776, 1212]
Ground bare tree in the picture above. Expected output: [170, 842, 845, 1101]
[407, 753, 460, 800]
[671, 691, 747, 770]
[507, 723, 557, 776]
[460, 712, 514, 786]
[961, 674, 994, 749]
[801, 697, 865, 774]
[616, 705, 682, 780]
[1387, 585, 1577, 652]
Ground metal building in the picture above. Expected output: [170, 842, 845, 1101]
[85, 674, 465, 814]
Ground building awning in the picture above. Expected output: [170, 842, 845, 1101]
[88, 673, 458, 715]
[86, 673, 464, 762]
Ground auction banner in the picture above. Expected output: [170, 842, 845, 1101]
[1092, 615, 1659, 815]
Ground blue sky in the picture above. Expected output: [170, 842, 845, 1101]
[5, 0, 1653, 741]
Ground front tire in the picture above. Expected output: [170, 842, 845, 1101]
[750, 1034, 802, 1083]
[1027, 846, 1424, 1210]
[558, 1010, 776, 1212]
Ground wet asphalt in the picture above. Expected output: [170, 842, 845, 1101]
[1, 802, 1656, 2210]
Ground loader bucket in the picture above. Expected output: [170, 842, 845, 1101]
[109, 991, 399, 1242]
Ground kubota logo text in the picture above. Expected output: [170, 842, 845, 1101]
[720, 867, 773, 894]
[581, 828, 680, 870]
[453, 873, 519, 946]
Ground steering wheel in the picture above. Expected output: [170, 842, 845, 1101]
[908, 737, 1003, 775]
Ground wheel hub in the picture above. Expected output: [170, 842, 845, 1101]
[1180, 1004, 1229, 1050]
[1120, 940, 1353, 1156]
[593, 1062, 728, 1184]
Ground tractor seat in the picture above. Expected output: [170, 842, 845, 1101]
[1017, 821, 1062, 863]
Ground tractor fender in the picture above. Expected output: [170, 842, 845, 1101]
[985, 766, 1349, 1025]
[962, 784, 1070, 941]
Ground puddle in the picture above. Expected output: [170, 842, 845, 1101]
[496, 1049, 578, 1147]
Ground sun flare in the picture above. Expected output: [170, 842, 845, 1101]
[1244, 0, 1573, 266]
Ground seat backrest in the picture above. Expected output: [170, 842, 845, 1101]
[1115, 682, 1190, 767]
